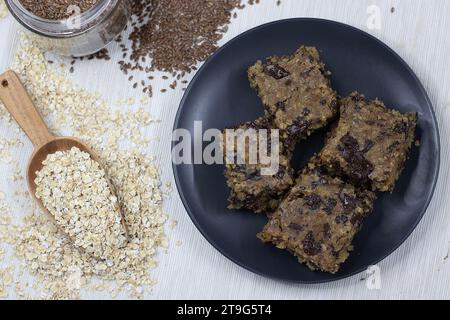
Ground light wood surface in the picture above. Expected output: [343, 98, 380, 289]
[0, 70, 129, 243]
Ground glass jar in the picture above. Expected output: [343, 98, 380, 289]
[5, 0, 130, 57]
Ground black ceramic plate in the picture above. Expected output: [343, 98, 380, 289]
[172, 19, 440, 283]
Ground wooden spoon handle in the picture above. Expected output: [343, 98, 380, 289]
[0, 70, 54, 147]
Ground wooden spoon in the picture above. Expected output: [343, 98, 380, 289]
[0, 70, 129, 241]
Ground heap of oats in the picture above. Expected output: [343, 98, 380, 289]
[35, 147, 128, 261]
[0, 34, 168, 299]
[0, 0, 8, 19]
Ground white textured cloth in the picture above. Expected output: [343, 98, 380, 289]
[1, 0, 450, 300]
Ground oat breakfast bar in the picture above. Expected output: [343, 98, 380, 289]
[248, 46, 338, 149]
[223, 116, 295, 214]
[318, 92, 417, 192]
[258, 162, 376, 273]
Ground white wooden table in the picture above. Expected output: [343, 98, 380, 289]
[1, 0, 450, 300]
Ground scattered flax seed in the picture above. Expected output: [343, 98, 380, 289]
[68, 48, 112, 73]
[175, 240, 182, 247]
[35, 147, 128, 260]
[53, 1, 263, 95]
[115, 0, 261, 93]
[0, 34, 168, 299]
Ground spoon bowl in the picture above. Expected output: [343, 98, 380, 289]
[0, 70, 129, 241]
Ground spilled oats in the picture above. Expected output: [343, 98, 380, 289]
[0, 34, 168, 299]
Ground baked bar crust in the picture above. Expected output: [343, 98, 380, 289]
[318, 92, 417, 192]
[258, 163, 376, 273]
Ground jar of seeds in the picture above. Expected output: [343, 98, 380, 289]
[5, 0, 130, 57]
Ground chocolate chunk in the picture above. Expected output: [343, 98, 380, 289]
[304, 194, 322, 210]
[387, 141, 401, 152]
[340, 134, 359, 151]
[276, 168, 287, 179]
[393, 121, 408, 134]
[335, 215, 349, 224]
[351, 94, 364, 103]
[287, 118, 310, 136]
[340, 193, 358, 213]
[361, 139, 375, 153]
[302, 232, 322, 256]
[338, 134, 374, 184]
[312, 177, 328, 188]
[323, 198, 337, 215]
[350, 214, 365, 226]
[289, 223, 304, 231]
[302, 108, 311, 117]
[329, 100, 338, 110]
[275, 100, 286, 111]
[263, 62, 290, 79]
[242, 194, 259, 208]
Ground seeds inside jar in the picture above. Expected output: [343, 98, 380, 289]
[18, 0, 99, 20]
[34, 147, 127, 260]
